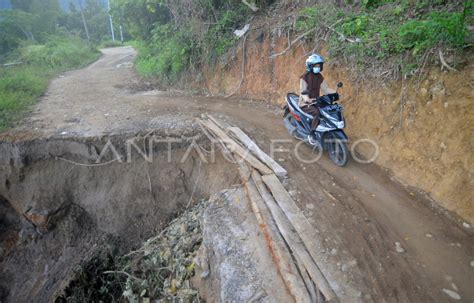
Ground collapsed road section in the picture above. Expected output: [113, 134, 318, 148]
[0, 117, 344, 302]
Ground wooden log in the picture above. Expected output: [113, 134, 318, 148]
[228, 126, 287, 177]
[197, 118, 235, 163]
[199, 119, 272, 175]
[260, 173, 337, 301]
[238, 162, 311, 303]
[295, 253, 319, 303]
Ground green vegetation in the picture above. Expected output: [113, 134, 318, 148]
[111, 0, 271, 82]
[99, 40, 124, 48]
[0, 36, 101, 131]
[114, 0, 471, 83]
[0, 0, 118, 131]
[295, 0, 472, 77]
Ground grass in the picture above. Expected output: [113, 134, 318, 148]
[0, 35, 101, 131]
[99, 40, 124, 48]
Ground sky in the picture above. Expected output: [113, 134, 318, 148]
[0, 0, 11, 9]
[0, 0, 107, 11]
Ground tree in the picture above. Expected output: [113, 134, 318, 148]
[10, 0, 33, 11]
[61, 0, 114, 42]
[0, 10, 36, 54]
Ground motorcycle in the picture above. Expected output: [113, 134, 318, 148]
[282, 82, 349, 166]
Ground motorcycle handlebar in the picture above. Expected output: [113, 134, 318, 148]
[307, 94, 337, 105]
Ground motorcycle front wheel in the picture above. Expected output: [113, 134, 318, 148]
[328, 138, 348, 166]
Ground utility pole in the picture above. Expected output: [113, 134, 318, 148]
[78, 0, 90, 41]
[106, 0, 115, 41]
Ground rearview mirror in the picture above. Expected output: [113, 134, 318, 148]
[337, 82, 343, 88]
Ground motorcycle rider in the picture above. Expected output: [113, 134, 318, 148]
[299, 54, 339, 144]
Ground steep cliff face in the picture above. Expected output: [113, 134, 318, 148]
[199, 30, 474, 223]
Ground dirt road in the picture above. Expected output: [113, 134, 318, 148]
[6, 47, 473, 302]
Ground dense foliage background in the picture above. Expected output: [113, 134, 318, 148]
[110, 0, 275, 82]
[111, 0, 472, 82]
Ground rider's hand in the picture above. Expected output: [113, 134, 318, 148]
[328, 93, 340, 101]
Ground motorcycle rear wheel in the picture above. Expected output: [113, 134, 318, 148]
[284, 114, 304, 140]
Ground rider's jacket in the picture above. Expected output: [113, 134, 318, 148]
[299, 72, 336, 107]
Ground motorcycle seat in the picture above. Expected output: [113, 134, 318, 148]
[287, 93, 313, 119]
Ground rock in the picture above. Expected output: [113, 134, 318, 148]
[200, 270, 210, 279]
[451, 283, 458, 291]
[395, 242, 405, 253]
[442, 288, 461, 300]
[470, 261, 474, 267]
[330, 248, 338, 256]
[425, 233, 433, 238]
[430, 82, 445, 100]
[194, 188, 293, 302]
[24, 211, 49, 232]
[341, 264, 348, 272]
[348, 260, 358, 267]
[462, 222, 471, 229]
[420, 87, 428, 97]
[306, 203, 315, 210]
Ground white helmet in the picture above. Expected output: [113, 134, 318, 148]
[306, 54, 324, 73]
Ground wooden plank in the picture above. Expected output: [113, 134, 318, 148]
[295, 254, 319, 303]
[253, 170, 334, 301]
[207, 114, 227, 130]
[199, 119, 272, 175]
[260, 173, 337, 301]
[238, 162, 311, 303]
[228, 126, 287, 177]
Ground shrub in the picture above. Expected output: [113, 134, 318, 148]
[100, 40, 124, 48]
[0, 35, 100, 131]
[295, 1, 470, 77]
[20, 35, 101, 69]
[398, 12, 467, 54]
